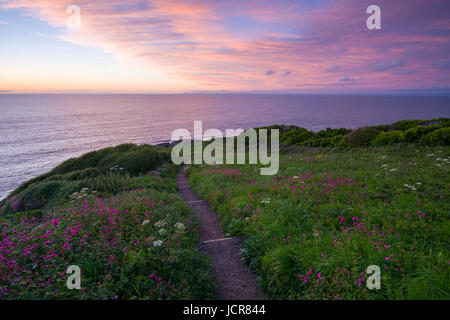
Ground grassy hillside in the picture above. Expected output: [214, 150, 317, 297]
[0, 144, 215, 299]
[187, 144, 449, 299]
[1, 118, 449, 300]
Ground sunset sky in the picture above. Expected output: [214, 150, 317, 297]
[0, 0, 449, 94]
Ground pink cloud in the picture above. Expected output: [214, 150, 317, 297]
[1, 0, 449, 92]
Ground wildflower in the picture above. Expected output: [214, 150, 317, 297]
[142, 220, 150, 226]
[240, 248, 249, 255]
[385, 256, 390, 261]
[174, 222, 185, 231]
[154, 220, 168, 228]
[158, 229, 167, 236]
[153, 240, 163, 247]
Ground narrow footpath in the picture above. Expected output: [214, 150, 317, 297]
[176, 167, 263, 300]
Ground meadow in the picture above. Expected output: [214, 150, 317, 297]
[187, 144, 449, 299]
[0, 145, 215, 299]
[0, 118, 448, 299]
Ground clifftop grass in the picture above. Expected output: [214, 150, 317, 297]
[187, 144, 449, 299]
[1, 118, 449, 300]
[0, 144, 172, 216]
[0, 144, 215, 299]
[258, 118, 450, 148]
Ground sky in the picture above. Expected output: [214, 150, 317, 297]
[0, 0, 449, 94]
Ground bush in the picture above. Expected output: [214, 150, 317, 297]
[420, 127, 450, 145]
[391, 120, 423, 131]
[316, 128, 351, 138]
[281, 128, 316, 145]
[373, 124, 390, 132]
[346, 127, 380, 147]
[329, 134, 346, 147]
[371, 130, 404, 146]
[404, 125, 442, 143]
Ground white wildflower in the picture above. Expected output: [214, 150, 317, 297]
[174, 222, 185, 231]
[142, 220, 150, 226]
[158, 229, 167, 236]
[154, 220, 168, 228]
[153, 240, 163, 247]
[240, 248, 249, 255]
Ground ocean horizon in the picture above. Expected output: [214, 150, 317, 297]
[1, 93, 449, 200]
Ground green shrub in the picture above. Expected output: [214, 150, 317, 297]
[404, 125, 442, 143]
[371, 130, 404, 146]
[391, 120, 423, 131]
[331, 134, 346, 147]
[281, 128, 316, 145]
[346, 127, 380, 147]
[373, 124, 390, 132]
[420, 127, 450, 145]
[316, 128, 351, 138]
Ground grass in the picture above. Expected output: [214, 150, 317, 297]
[0, 144, 215, 299]
[1, 118, 449, 300]
[187, 144, 449, 299]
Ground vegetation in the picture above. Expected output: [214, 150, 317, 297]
[187, 145, 449, 299]
[1, 118, 449, 300]
[258, 118, 450, 148]
[0, 144, 215, 299]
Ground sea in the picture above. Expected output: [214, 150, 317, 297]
[1, 94, 449, 200]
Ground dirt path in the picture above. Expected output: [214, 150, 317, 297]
[176, 167, 263, 300]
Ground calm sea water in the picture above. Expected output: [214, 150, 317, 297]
[1, 94, 449, 200]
